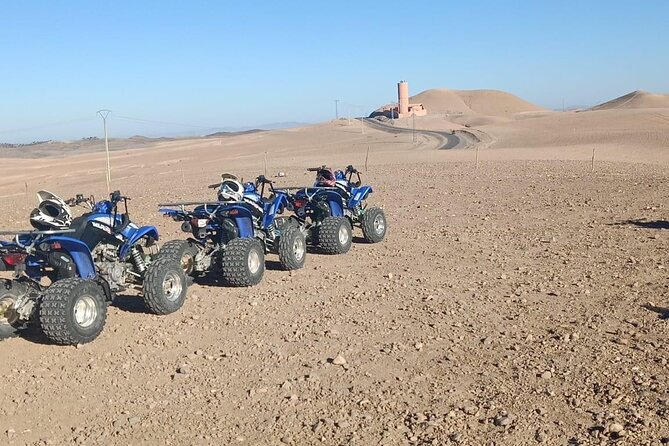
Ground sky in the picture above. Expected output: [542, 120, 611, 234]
[1, 0, 668, 142]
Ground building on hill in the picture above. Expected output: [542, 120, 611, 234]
[374, 81, 427, 119]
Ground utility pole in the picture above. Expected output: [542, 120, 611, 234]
[334, 100, 340, 120]
[97, 109, 112, 194]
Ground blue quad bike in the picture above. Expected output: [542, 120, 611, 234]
[0, 191, 188, 344]
[157, 175, 306, 287]
[276, 165, 387, 254]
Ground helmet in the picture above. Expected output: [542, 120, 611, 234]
[218, 178, 244, 202]
[315, 168, 336, 187]
[30, 190, 73, 230]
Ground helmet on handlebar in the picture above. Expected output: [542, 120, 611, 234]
[218, 178, 244, 202]
[315, 168, 336, 187]
[29, 190, 73, 230]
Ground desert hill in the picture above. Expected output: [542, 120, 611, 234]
[590, 90, 669, 110]
[409, 88, 546, 115]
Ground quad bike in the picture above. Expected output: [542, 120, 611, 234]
[0, 191, 188, 344]
[157, 174, 306, 287]
[276, 165, 387, 254]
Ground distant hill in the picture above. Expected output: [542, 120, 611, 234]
[408, 88, 546, 115]
[590, 90, 669, 111]
[206, 129, 265, 138]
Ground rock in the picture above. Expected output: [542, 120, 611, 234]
[176, 365, 190, 375]
[462, 405, 478, 415]
[609, 423, 624, 434]
[386, 273, 394, 280]
[331, 354, 347, 365]
[535, 429, 547, 442]
[280, 435, 293, 444]
[128, 417, 141, 426]
[540, 371, 552, 379]
[494, 414, 514, 427]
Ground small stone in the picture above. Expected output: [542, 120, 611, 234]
[462, 405, 478, 415]
[386, 273, 394, 280]
[331, 354, 347, 365]
[540, 371, 552, 379]
[128, 417, 140, 426]
[494, 414, 514, 427]
[609, 423, 624, 434]
[177, 365, 190, 375]
[280, 435, 293, 444]
[414, 342, 424, 350]
[535, 430, 547, 443]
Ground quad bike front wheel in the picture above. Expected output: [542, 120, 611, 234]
[361, 207, 387, 243]
[278, 226, 306, 270]
[143, 258, 188, 315]
[0, 280, 28, 340]
[221, 238, 265, 287]
[39, 278, 107, 345]
[318, 216, 352, 255]
[156, 239, 199, 276]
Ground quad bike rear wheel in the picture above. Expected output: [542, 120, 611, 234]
[318, 216, 352, 255]
[143, 258, 188, 315]
[221, 238, 265, 286]
[361, 207, 387, 243]
[156, 240, 199, 276]
[278, 226, 306, 270]
[0, 280, 28, 340]
[39, 278, 107, 345]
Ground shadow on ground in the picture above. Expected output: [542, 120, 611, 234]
[616, 219, 669, 230]
[642, 303, 669, 319]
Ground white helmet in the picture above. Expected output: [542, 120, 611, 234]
[218, 179, 243, 202]
[30, 190, 73, 230]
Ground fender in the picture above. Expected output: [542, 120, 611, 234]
[44, 236, 96, 279]
[261, 194, 288, 229]
[234, 216, 254, 238]
[348, 186, 373, 208]
[119, 226, 159, 260]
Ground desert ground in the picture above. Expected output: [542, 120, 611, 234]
[1, 89, 669, 445]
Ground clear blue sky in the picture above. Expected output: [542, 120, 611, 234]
[1, 0, 667, 142]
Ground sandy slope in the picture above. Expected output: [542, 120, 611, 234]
[591, 90, 669, 111]
[0, 96, 669, 445]
[410, 88, 546, 115]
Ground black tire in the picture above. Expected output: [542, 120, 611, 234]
[0, 280, 28, 340]
[221, 238, 265, 286]
[318, 216, 352, 255]
[39, 278, 107, 345]
[278, 226, 306, 270]
[155, 239, 199, 275]
[142, 258, 188, 315]
[361, 207, 387, 243]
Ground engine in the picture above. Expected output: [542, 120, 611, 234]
[98, 261, 126, 290]
[92, 243, 127, 290]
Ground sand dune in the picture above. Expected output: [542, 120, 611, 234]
[410, 88, 546, 115]
[590, 90, 669, 110]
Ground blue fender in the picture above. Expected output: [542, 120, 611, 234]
[44, 236, 97, 279]
[220, 204, 255, 238]
[348, 186, 373, 208]
[261, 194, 288, 229]
[120, 226, 159, 260]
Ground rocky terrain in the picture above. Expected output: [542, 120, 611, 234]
[0, 157, 668, 445]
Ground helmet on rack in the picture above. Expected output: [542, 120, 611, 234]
[218, 178, 244, 202]
[315, 168, 336, 187]
[29, 190, 73, 230]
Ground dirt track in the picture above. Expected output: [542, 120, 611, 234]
[1, 151, 669, 445]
